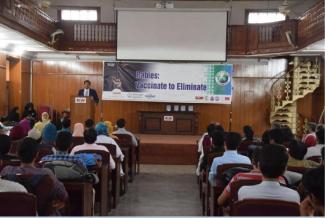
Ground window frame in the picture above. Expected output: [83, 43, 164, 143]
[245, 9, 287, 25]
[58, 6, 101, 23]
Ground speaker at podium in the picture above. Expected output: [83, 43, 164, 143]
[70, 96, 95, 126]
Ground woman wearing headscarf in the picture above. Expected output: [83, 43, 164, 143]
[40, 122, 57, 147]
[9, 124, 25, 141]
[104, 121, 119, 140]
[19, 116, 31, 136]
[34, 112, 51, 133]
[72, 123, 84, 137]
[27, 125, 42, 143]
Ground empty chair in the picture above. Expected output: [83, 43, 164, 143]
[0, 192, 37, 216]
[230, 199, 300, 216]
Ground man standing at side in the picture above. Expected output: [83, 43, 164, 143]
[78, 80, 99, 104]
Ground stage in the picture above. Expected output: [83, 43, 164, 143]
[138, 134, 200, 165]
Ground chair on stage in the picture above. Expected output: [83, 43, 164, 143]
[230, 199, 300, 216]
[0, 192, 37, 216]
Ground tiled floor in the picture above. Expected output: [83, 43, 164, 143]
[109, 164, 201, 216]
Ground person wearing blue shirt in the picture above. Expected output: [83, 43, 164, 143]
[208, 132, 251, 186]
[58, 118, 71, 133]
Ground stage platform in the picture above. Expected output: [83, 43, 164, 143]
[138, 134, 200, 165]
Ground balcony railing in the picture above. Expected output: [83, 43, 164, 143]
[0, 0, 56, 43]
[58, 22, 116, 52]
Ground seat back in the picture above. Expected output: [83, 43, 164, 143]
[287, 166, 308, 174]
[114, 134, 133, 147]
[98, 143, 117, 157]
[72, 137, 85, 147]
[307, 155, 322, 163]
[230, 199, 300, 216]
[3, 174, 55, 216]
[229, 179, 261, 202]
[0, 192, 37, 216]
[8, 138, 24, 156]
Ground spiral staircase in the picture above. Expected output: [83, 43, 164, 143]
[270, 57, 321, 135]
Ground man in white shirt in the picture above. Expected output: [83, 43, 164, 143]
[238, 144, 300, 203]
[304, 127, 324, 159]
[70, 128, 116, 170]
[113, 118, 138, 147]
[208, 132, 251, 186]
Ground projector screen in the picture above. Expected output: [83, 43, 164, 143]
[117, 9, 228, 61]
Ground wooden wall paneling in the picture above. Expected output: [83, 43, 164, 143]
[0, 53, 7, 116]
[21, 58, 31, 111]
[8, 58, 21, 114]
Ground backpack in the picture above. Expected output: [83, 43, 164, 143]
[43, 160, 98, 184]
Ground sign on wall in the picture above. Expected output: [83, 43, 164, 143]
[103, 62, 233, 104]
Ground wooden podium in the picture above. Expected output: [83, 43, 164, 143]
[70, 96, 95, 126]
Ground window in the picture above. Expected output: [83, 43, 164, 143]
[247, 11, 286, 24]
[60, 9, 98, 21]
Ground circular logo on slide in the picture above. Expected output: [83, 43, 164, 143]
[215, 71, 230, 86]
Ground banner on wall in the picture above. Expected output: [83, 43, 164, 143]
[102, 62, 233, 104]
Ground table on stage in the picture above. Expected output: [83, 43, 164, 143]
[138, 111, 198, 135]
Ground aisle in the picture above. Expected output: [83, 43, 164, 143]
[110, 165, 201, 216]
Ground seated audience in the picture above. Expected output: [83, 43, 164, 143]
[0, 135, 27, 192]
[281, 127, 294, 147]
[0, 137, 68, 201]
[9, 124, 25, 141]
[198, 123, 217, 155]
[113, 118, 138, 147]
[238, 125, 259, 153]
[302, 122, 317, 147]
[85, 119, 95, 130]
[208, 132, 251, 186]
[39, 122, 57, 147]
[95, 122, 124, 161]
[41, 131, 100, 168]
[200, 130, 225, 172]
[27, 123, 42, 142]
[104, 121, 118, 140]
[7, 107, 20, 123]
[72, 123, 84, 137]
[238, 144, 300, 203]
[34, 112, 51, 133]
[287, 140, 319, 168]
[70, 128, 116, 170]
[19, 115, 32, 136]
[261, 130, 270, 146]
[269, 128, 284, 145]
[300, 165, 324, 216]
[217, 147, 286, 206]
[304, 126, 325, 159]
[22, 102, 36, 120]
[58, 118, 71, 133]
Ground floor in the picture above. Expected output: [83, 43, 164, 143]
[109, 164, 201, 216]
[137, 134, 200, 145]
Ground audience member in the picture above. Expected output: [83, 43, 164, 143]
[269, 128, 284, 145]
[7, 107, 20, 123]
[200, 130, 225, 172]
[238, 144, 300, 203]
[72, 123, 84, 137]
[34, 112, 51, 133]
[9, 124, 25, 141]
[281, 127, 294, 147]
[22, 102, 36, 119]
[40, 123, 57, 147]
[208, 132, 251, 186]
[217, 147, 286, 206]
[238, 125, 259, 153]
[70, 128, 116, 170]
[0, 137, 67, 201]
[27, 124, 42, 142]
[41, 131, 100, 168]
[302, 122, 317, 147]
[0, 135, 27, 192]
[19, 115, 31, 136]
[113, 118, 138, 147]
[261, 130, 270, 146]
[304, 127, 325, 159]
[300, 165, 324, 216]
[95, 122, 124, 161]
[288, 140, 319, 168]
[104, 120, 118, 140]
[85, 119, 95, 130]
[59, 118, 71, 133]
